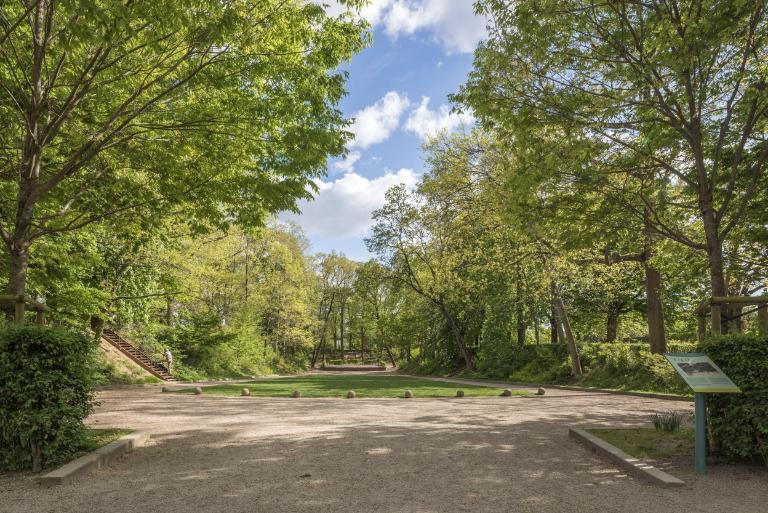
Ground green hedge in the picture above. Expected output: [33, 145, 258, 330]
[699, 334, 768, 466]
[0, 325, 96, 471]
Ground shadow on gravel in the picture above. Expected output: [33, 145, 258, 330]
[3, 393, 764, 513]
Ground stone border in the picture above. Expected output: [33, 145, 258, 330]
[39, 431, 150, 486]
[516, 383, 690, 401]
[415, 374, 690, 402]
[569, 428, 684, 487]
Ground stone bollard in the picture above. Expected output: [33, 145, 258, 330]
[404, 390, 413, 399]
[501, 389, 512, 397]
[455, 389, 465, 398]
[241, 388, 251, 396]
[347, 390, 356, 399]
[291, 390, 302, 398]
[193, 387, 203, 395]
[536, 387, 546, 396]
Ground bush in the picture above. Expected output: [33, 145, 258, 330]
[0, 325, 96, 471]
[698, 334, 768, 466]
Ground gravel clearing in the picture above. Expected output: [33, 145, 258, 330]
[1, 380, 765, 513]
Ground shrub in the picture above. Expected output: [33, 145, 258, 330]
[698, 334, 768, 466]
[0, 325, 96, 472]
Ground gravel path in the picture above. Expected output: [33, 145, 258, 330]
[1, 383, 765, 513]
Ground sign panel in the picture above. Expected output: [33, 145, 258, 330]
[664, 352, 740, 393]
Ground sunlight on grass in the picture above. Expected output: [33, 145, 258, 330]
[175, 375, 530, 398]
[588, 427, 694, 460]
[76, 428, 133, 458]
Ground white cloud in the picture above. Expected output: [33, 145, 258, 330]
[332, 151, 361, 173]
[284, 169, 419, 239]
[349, 91, 410, 149]
[378, 1, 487, 54]
[404, 96, 475, 140]
[314, 1, 487, 54]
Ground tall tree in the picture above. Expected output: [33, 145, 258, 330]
[0, 0, 368, 298]
[457, 0, 768, 329]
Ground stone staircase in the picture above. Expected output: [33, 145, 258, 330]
[101, 328, 178, 381]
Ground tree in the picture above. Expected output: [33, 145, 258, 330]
[0, 0, 368, 298]
[457, 0, 768, 330]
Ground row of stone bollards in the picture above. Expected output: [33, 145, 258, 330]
[163, 386, 545, 398]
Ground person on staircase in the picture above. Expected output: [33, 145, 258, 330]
[164, 347, 173, 374]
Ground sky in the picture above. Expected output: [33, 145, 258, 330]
[280, 1, 486, 261]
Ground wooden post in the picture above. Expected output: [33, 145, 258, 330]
[710, 305, 722, 335]
[758, 304, 768, 336]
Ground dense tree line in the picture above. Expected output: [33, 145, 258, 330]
[1, 1, 765, 381]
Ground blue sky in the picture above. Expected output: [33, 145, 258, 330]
[281, 1, 485, 261]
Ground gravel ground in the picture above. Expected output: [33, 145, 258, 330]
[1, 380, 765, 513]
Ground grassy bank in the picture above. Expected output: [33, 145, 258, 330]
[451, 342, 695, 395]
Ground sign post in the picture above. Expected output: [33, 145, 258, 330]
[694, 393, 706, 474]
[664, 353, 741, 475]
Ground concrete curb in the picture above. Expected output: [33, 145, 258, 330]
[569, 428, 684, 487]
[39, 431, 150, 486]
[514, 383, 691, 402]
[411, 374, 691, 402]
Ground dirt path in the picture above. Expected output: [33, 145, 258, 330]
[1, 385, 764, 513]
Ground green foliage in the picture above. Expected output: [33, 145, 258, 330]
[470, 342, 693, 395]
[699, 335, 768, 466]
[650, 411, 685, 432]
[92, 359, 161, 385]
[0, 326, 96, 472]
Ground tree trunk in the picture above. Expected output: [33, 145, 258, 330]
[515, 268, 526, 345]
[606, 305, 619, 342]
[165, 298, 175, 327]
[7, 245, 29, 296]
[643, 211, 668, 353]
[90, 316, 105, 343]
[549, 315, 558, 344]
[551, 280, 582, 376]
[517, 321, 527, 346]
[645, 263, 667, 353]
[438, 300, 474, 369]
[339, 302, 345, 357]
[701, 194, 730, 332]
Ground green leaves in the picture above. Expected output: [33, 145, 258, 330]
[0, 326, 95, 471]
[700, 335, 768, 465]
[0, 0, 368, 297]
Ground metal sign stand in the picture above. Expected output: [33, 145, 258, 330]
[694, 393, 706, 474]
[664, 352, 741, 477]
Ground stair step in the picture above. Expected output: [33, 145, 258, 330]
[102, 330, 176, 382]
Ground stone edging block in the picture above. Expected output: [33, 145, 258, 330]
[39, 431, 150, 486]
[569, 428, 685, 487]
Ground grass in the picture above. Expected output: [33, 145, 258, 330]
[175, 374, 531, 398]
[587, 427, 694, 460]
[75, 428, 134, 458]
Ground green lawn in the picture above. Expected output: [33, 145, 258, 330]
[588, 427, 694, 460]
[176, 374, 530, 398]
[77, 428, 134, 458]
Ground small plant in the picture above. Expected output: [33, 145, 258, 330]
[649, 411, 684, 432]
